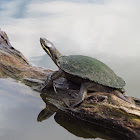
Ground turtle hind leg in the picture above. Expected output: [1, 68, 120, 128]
[69, 82, 100, 107]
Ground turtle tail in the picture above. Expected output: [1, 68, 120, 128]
[114, 90, 134, 104]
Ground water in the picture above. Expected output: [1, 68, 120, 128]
[0, 77, 134, 140]
[0, 78, 91, 140]
[0, 78, 109, 140]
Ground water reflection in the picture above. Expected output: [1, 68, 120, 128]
[0, 77, 137, 140]
[0, 78, 103, 140]
[0, 78, 44, 140]
[0, 78, 77, 140]
[37, 105, 55, 122]
[37, 104, 133, 140]
[38, 81, 137, 140]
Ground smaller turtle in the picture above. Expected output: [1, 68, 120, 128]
[40, 38, 132, 107]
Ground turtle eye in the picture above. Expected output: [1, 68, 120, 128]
[46, 42, 52, 48]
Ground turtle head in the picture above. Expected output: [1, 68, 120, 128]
[40, 38, 62, 65]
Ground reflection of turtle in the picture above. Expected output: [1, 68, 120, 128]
[40, 38, 132, 107]
[37, 105, 55, 122]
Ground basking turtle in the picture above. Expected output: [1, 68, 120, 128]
[40, 38, 132, 107]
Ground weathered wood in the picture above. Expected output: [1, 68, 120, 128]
[0, 30, 140, 140]
[0, 30, 51, 80]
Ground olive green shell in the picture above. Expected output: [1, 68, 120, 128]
[57, 55, 125, 89]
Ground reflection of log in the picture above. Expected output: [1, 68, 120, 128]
[54, 112, 136, 140]
[38, 105, 136, 140]
[0, 30, 140, 140]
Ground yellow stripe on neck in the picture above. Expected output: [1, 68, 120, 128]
[42, 43, 52, 58]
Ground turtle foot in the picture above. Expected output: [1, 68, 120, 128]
[63, 98, 83, 108]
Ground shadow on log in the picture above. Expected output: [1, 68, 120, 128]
[0, 30, 140, 140]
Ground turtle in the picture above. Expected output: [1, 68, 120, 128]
[40, 38, 132, 107]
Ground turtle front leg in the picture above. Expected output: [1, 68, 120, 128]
[41, 69, 64, 92]
[70, 82, 89, 107]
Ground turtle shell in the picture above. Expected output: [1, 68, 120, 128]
[57, 55, 125, 89]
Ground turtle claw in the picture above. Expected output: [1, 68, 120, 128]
[63, 97, 83, 108]
[70, 100, 83, 108]
[53, 83, 57, 94]
[62, 98, 72, 108]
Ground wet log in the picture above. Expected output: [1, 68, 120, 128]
[0, 30, 140, 140]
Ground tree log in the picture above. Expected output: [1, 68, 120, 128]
[0, 30, 140, 140]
